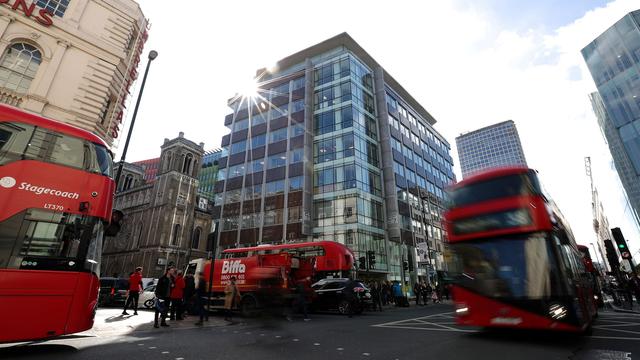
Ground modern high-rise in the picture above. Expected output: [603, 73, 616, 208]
[455, 120, 528, 178]
[198, 149, 223, 203]
[582, 10, 640, 227]
[212, 33, 455, 283]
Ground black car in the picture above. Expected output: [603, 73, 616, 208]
[310, 278, 372, 315]
[98, 277, 129, 307]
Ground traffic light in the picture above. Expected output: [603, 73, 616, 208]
[403, 261, 409, 271]
[612, 228, 632, 259]
[359, 256, 367, 270]
[604, 239, 620, 270]
[367, 251, 376, 269]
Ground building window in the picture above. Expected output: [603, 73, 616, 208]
[182, 153, 193, 174]
[171, 224, 181, 246]
[0, 43, 42, 93]
[36, 0, 70, 17]
[191, 227, 201, 249]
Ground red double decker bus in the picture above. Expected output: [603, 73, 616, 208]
[0, 105, 116, 343]
[444, 167, 597, 333]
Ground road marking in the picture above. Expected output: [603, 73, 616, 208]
[593, 326, 640, 336]
[162, 351, 169, 354]
[176, 358, 184, 360]
[591, 335, 640, 341]
[314, 343, 321, 346]
[363, 353, 371, 356]
[337, 348, 344, 351]
[293, 339, 299, 342]
[276, 335, 282, 338]
[372, 324, 476, 333]
[149, 346, 157, 349]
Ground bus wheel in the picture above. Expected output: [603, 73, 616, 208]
[241, 296, 259, 318]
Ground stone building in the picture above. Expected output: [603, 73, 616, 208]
[102, 132, 212, 278]
[0, 0, 148, 147]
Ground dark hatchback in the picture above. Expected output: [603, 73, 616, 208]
[310, 278, 372, 315]
[98, 277, 129, 307]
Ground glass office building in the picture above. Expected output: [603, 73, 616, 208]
[212, 33, 455, 282]
[455, 120, 528, 178]
[582, 10, 640, 225]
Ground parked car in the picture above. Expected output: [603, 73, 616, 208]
[138, 284, 157, 309]
[310, 278, 372, 315]
[98, 277, 129, 307]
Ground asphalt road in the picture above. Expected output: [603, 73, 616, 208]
[2, 304, 639, 360]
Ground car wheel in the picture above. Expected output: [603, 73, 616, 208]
[144, 299, 155, 309]
[338, 300, 350, 315]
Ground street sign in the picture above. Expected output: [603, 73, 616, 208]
[620, 259, 632, 273]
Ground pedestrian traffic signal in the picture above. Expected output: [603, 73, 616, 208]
[367, 251, 376, 269]
[403, 261, 409, 271]
[359, 256, 367, 270]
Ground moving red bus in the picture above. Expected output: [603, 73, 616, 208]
[0, 105, 116, 343]
[444, 167, 597, 333]
[186, 241, 355, 315]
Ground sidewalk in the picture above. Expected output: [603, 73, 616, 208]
[82, 308, 228, 337]
[603, 294, 640, 314]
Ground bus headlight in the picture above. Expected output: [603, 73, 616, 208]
[455, 303, 469, 316]
[549, 303, 567, 320]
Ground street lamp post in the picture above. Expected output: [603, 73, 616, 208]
[115, 50, 159, 190]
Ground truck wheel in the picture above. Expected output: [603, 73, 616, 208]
[241, 296, 259, 317]
[338, 300, 350, 315]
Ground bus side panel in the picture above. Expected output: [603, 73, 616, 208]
[0, 270, 78, 343]
[64, 272, 99, 335]
[452, 286, 579, 332]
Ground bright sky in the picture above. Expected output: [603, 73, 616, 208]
[123, 0, 640, 261]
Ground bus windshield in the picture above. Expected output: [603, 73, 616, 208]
[448, 171, 542, 208]
[447, 233, 565, 299]
[0, 209, 103, 273]
[0, 121, 113, 177]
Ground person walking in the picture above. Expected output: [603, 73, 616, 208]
[425, 283, 433, 303]
[392, 281, 403, 307]
[183, 273, 195, 315]
[289, 276, 311, 321]
[194, 272, 208, 326]
[420, 281, 429, 306]
[170, 270, 186, 320]
[431, 288, 440, 304]
[381, 281, 390, 306]
[414, 282, 422, 306]
[122, 266, 143, 315]
[371, 282, 383, 312]
[224, 276, 240, 322]
[343, 279, 360, 318]
[154, 267, 175, 328]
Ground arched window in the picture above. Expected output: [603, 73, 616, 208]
[191, 227, 201, 249]
[191, 159, 198, 177]
[183, 153, 193, 174]
[164, 152, 173, 172]
[123, 174, 133, 190]
[171, 224, 181, 246]
[0, 43, 42, 93]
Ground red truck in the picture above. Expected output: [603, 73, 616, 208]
[185, 241, 355, 316]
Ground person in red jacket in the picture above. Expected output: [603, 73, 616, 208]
[170, 270, 186, 320]
[123, 267, 143, 315]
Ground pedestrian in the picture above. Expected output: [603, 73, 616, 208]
[420, 282, 429, 306]
[381, 281, 390, 306]
[122, 266, 143, 315]
[224, 276, 241, 322]
[170, 270, 185, 320]
[414, 281, 422, 306]
[425, 283, 433, 303]
[392, 281, 403, 307]
[371, 282, 383, 312]
[154, 267, 175, 328]
[289, 277, 311, 321]
[194, 272, 208, 326]
[431, 289, 440, 304]
[343, 279, 360, 318]
[183, 273, 195, 315]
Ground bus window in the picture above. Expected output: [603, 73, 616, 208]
[186, 263, 197, 276]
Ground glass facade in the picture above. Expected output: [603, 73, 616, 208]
[582, 10, 640, 224]
[455, 120, 528, 179]
[213, 35, 455, 282]
[311, 54, 387, 272]
[198, 149, 223, 202]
